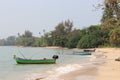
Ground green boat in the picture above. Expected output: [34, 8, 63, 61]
[14, 55, 59, 64]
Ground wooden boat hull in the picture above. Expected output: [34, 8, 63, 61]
[14, 56, 56, 64]
[83, 49, 96, 52]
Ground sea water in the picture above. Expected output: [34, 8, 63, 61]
[0, 46, 94, 80]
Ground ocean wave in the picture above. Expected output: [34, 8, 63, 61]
[25, 64, 82, 80]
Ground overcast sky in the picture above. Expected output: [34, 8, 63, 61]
[0, 0, 103, 39]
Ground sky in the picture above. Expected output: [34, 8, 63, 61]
[0, 0, 103, 39]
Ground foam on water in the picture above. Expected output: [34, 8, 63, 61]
[25, 64, 82, 80]
[55, 64, 82, 74]
[25, 55, 106, 80]
[25, 56, 106, 80]
[0, 46, 93, 80]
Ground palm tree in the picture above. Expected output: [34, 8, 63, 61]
[101, 0, 120, 29]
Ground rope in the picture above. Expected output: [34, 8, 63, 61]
[29, 51, 41, 59]
[18, 49, 26, 59]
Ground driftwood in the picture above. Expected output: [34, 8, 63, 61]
[115, 57, 120, 61]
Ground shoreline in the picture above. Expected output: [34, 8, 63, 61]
[94, 48, 120, 80]
[57, 48, 106, 80]
[29, 47, 120, 80]
[59, 66, 98, 80]
[34, 48, 106, 80]
[34, 63, 99, 80]
[57, 48, 120, 80]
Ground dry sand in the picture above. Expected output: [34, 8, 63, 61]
[94, 48, 120, 80]
[58, 48, 120, 80]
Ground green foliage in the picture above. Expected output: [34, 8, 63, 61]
[77, 35, 96, 48]
[43, 32, 53, 46]
[66, 29, 81, 48]
[0, 36, 16, 46]
[77, 25, 103, 48]
[100, 0, 120, 47]
[0, 18, 119, 48]
[16, 30, 35, 46]
[109, 28, 120, 47]
[0, 17, 114, 48]
[101, 0, 120, 29]
[51, 20, 73, 47]
[5, 36, 16, 45]
[32, 37, 42, 47]
[0, 1, 120, 48]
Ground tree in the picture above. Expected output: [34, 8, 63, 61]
[66, 29, 81, 48]
[77, 25, 103, 48]
[5, 36, 16, 45]
[16, 30, 35, 46]
[101, 0, 120, 29]
[77, 35, 97, 48]
[43, 32, 53, 46]
[24, 30, 33, 37]
[100, 0, 120, 46]
[109, 28, 120, 47]
[51, 20, 73, 47]
[0, 39, 5, 46]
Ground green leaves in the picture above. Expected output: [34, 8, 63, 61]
[16, 30, 35, 46]
[77, 35, 95, 48]
[101, 0, 120, 29]
[109, 28, 120, 47]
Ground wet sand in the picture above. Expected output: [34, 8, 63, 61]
[58, 48, 120, 80]
[59, 66, 98, 80]
[34, 48, 120, 80]
[35, 65, 98, 80]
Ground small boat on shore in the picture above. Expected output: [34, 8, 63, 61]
[73, 51, 91, 55]
[83, 49, 96, 52]
[14, 55, 59, 64]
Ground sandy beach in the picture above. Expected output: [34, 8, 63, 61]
[34, 48, 120, 80]
[58, 48, 120, 80]
[94, 48, 120, 80]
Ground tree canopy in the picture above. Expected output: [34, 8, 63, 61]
[0, 0, 119, 48]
